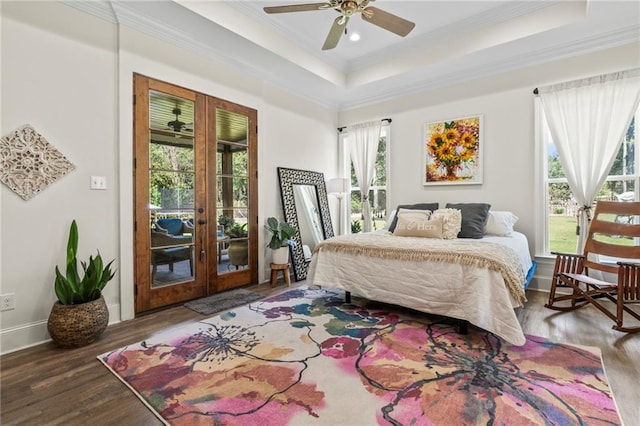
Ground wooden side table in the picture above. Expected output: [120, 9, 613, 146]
[270, 263, 291, 287]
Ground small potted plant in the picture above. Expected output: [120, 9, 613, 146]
[225, 222, 248, 266]
[265, 217, 297, 264]
[47, 220, 116, 348]
[218, 214, 235, 233]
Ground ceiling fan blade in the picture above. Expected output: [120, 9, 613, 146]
[322, 15, 349, 50]
[361, 6, 415, 37]
[264, 3, 329, 14]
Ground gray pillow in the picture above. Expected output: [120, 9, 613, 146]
[389, 202, 439, 232]
[445, 203, 491, 239]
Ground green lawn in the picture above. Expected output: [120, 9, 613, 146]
[549, 215, 579, 253]
[549, 214, 634, 254]
[349, 215, 386, 232]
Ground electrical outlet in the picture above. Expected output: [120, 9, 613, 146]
[0, 294, 15, 311]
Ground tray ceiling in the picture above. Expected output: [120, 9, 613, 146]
[62, 0, 640, 109]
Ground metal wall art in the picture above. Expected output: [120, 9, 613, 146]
[0, 124, 75, 200]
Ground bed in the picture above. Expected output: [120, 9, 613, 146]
[307, 206, 535, 346]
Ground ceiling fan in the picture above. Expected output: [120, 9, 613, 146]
[167, 108, 193, 133]
[167, 108, 185, 132]
[263, 0, 415, 50]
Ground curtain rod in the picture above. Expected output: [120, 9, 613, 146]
[337, 118, 392, 133]
[533, 69, 640, 96]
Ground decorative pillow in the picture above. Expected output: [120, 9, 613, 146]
[388, 203, 439, 232]
[393, 215, 444, 238]
[384, 209, 397, 230]
[396, 208, 432, 220]
[484, 211, 519, 236]
[445, 203, 491, 239]
[430, 208, 462, 239]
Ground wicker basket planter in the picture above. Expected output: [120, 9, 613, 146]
[47, 295, 109, 348]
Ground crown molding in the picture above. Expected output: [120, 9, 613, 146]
[59, 0, 117, 23]
[56, 1, 639, 112]
[337, 26, 640, 110]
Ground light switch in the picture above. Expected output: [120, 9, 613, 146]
[90, 176, 107, 190]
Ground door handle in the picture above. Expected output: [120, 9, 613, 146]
[199, 219, 206, 261]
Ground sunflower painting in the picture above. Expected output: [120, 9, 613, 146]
[423, 115, 483, 185]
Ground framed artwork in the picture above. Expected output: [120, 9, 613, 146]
[423, 114, 483, 185]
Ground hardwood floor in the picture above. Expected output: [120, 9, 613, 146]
[1, 284, 638, 425]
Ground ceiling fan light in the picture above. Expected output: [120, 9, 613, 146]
[341, 0, 358, 15]
[349, 32, 360, 41]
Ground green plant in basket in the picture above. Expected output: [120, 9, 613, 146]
[54, 220, 116, 305]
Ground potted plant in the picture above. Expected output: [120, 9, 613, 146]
[265, 217, 297, 264]
[218, 214, 235, 233]
[47, 220, 116, 348]
[225, 222, 248, 267]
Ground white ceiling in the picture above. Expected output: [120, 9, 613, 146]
[64, 0, 640, 109]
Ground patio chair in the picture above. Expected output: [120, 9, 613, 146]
[155, 218, 193, 237]
[151, 230, 193, 280]
[546, 200, 640, 333]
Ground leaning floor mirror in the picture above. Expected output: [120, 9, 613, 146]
[277, 167, 334, 281]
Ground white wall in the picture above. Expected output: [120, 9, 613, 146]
[340, 42, 640, 293]
[1, 2, 119, 353]
[0, 1, 338, 354]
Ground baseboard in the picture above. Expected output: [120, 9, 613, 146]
[528, 257, 556, 293]
[0, 302, 121, 356]
[526, 276, 548, 292]
[0, 319, 50, 356]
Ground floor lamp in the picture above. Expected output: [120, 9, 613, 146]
[327, 178, 349, 235]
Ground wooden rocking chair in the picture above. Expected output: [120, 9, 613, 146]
[546, 201, 640, 333]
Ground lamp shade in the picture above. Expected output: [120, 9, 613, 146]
[327, 178, 349, 194]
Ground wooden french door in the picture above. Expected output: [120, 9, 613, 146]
[133, 75, 258, 313]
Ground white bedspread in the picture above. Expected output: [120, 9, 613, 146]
[307, 231, 532, 346]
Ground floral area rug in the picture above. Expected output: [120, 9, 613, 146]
[98, 287, 621, 425]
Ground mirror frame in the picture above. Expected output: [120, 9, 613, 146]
[277, 167, 334, 281]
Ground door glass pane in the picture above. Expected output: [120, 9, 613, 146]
[216, 108, 249, 274]
[216, 176, 248, 208]
[149, 91, 195, 287]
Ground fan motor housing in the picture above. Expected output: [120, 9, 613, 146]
[340, 1, 358, 15]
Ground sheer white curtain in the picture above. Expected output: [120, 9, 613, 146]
[538, 68, 640, 252]
[348, 120, 382, 232]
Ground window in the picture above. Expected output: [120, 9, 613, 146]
[538, 101, 639, 255]
[339, 124, 390, 233]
